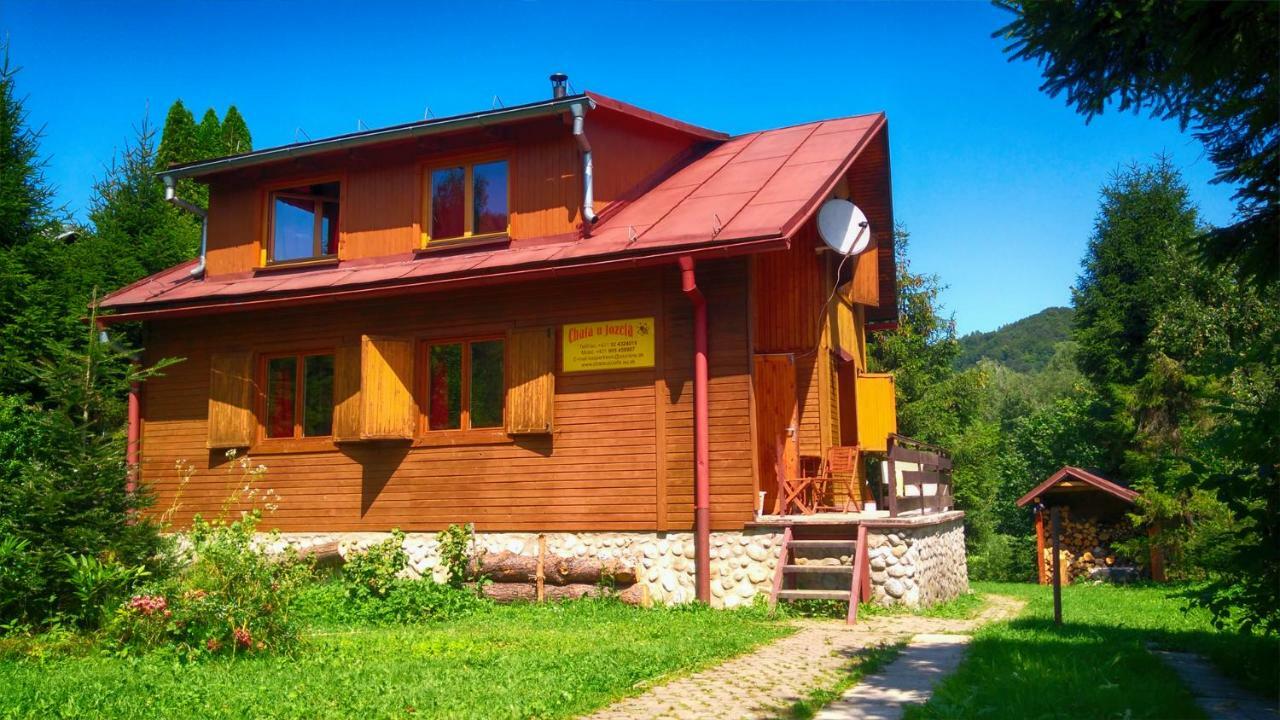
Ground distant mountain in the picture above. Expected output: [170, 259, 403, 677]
[957, 307, 1074, 372]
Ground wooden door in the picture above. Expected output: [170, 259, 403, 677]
[754, 354, 799, 515]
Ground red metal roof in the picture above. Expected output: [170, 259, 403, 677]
[100, 110, 888, 323]
[1015, 467, 1141, 508]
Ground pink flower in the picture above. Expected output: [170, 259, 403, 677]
[233, 627, 253, 649]
[128, 594, 168, 616]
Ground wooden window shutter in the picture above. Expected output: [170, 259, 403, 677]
[359, 335, 415, 440]
[207, 351, 255, 449]
[331, 342, 362, 442]
[332, 336, 415, 442]
[849, 248, 880, 306]
[507, 327, 555, 435]
[854, 371, 898, 453]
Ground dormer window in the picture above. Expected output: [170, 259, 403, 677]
[425, 159, 508, 246]
[269, 181, 340, 263]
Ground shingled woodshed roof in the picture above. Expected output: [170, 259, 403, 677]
[100, 97, 894, 324]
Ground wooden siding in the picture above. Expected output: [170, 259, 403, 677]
[138, 261, 755, 533]
[751, 223, 825, 353]
[846, 130, 897, 324]
[200, 112, 703, 277]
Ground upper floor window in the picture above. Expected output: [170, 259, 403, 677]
[427, 160, 508, 244]
[264, 352, 334, 439]
[270, 182, 340, 263]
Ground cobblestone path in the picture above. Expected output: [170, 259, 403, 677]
[581, 594, 1024, 720]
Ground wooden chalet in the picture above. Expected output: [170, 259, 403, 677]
[100, 76, 966, 609]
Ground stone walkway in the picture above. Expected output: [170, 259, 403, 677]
[814, 633, 970, 720]
[1150, 648, 1280, 720]
[581, 595, 1023, 720]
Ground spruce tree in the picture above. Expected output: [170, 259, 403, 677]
[195, 107, 222, 162]
[0, 44, 55, 249]
[155, 100, 197, 171]
[221, 105, 252, 155]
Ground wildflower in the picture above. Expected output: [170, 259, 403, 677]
[233, 627, 253, 649]
[128, 595, 168, 616]
[205, 637, 222, 652]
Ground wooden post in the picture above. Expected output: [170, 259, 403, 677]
[535, 535, 546, 602]
[886, 437, 898, 518]
[1034, 509, 1047, 585]
[847, 524, 869, 625]
[1147, 523, 1166, 582]
[1050, 506, 1062, 626]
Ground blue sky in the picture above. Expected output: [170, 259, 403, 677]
[1, 1, 1235, 334]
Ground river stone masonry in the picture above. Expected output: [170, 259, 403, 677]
[264, 514, 967, 609]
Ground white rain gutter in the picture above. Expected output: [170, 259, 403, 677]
[162, 175, 208, 278]
[569, 102, 599, 233]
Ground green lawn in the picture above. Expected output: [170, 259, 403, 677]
[0, 600, 791, 720]
[904, 582, 1279, 720]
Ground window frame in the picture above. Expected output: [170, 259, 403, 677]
[417, 334, 509, 435]
[262, 176, 343, 267]
[257, 349, 336, 443]
[421, 154, 511, 249]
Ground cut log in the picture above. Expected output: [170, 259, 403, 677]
[473, 552, 637, 586]
[298, 541, 345, 569]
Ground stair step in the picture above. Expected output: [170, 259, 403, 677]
[777, 589, 852, 601]
[788, 540, 857, 549]
[782, 564, 852, 574]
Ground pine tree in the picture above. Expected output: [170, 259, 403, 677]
[195, 107, 222, 162]
[0, 44, 55, 249]
[221, 105, 252, 155]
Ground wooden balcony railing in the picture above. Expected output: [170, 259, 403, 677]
[885, 434, 954, 517]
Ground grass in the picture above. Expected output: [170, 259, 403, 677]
[902, 581, 1280, 720]
[779, 641, 904, 720]
[783, 590, 988, 622]
[0, 600, 792, 719]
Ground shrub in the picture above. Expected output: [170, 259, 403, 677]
[59, 554, 148, 629]
[344, 529, 408, 600]
[107, 509, 310, 657]
[436, 523, 475, 588]
[294, 577, 490, 627]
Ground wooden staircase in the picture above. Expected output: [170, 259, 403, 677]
[769, 525, 871, 624]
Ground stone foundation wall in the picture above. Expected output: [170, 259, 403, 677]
[265, 516, 967, 610]
[866, 517, 969, 609]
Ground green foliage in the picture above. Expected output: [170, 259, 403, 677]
[0, 44, 56, 250]
[342, 530, 408, 600]
[956, 306, 1073, 372]
[155, 100, 196, 172]
[108, 510, 310, 658]
[0, 318, 171, 627]
[996, 0, 1279, 282]
[294, 577, 491, 628]
[907, 582, 1279, 718]
[195, 108, 222, 163]
[0, 600, 791, 718]
[436, 523, 476, 589]
[58, 555, 147, 630]
[221, 106, 252, 155]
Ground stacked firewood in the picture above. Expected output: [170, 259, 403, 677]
[474, 551, 648, 605]
[1043, 510, 1137, 583]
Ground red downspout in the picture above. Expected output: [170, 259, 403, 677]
[679, 256, 711, 604]
[126, 379, 140, 495]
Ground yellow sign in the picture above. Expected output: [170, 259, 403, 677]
[562, 317, 655, 372]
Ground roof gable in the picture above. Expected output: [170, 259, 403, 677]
[1015, 466, 1141, 508]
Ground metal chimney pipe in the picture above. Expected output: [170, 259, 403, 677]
[550, 72, 568, 99]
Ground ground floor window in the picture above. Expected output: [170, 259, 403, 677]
[424, 338, 505, 431]
[264, 352, 334, 439]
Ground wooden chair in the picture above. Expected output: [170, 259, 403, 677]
[809, 445, 863, 513]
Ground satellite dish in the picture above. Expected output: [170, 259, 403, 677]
[817, 199, 872, 256]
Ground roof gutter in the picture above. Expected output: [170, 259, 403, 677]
[162, 175, 208, 278]
[159, 95, 596, 182]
